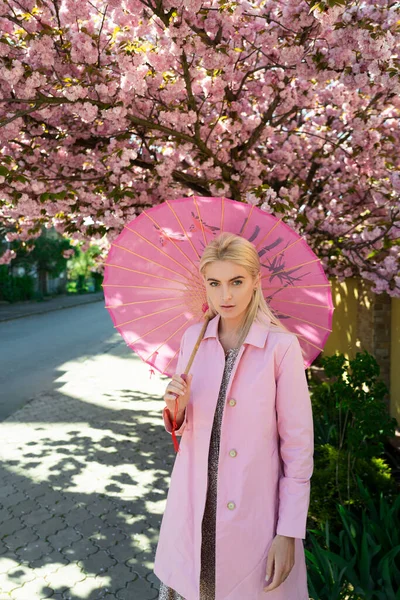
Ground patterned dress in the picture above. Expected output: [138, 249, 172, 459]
[158, 347, 240, 600]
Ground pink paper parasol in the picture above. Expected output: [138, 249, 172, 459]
[103, 196, 334, 449]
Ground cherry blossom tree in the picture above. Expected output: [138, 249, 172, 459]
[0, 0, 399, 295]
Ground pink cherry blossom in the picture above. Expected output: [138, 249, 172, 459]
[62, 249, 75, 259]
[0, 249, 16, 264]
[0, 0, 398, 297]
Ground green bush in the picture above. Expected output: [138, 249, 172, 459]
[66, 244, 102, 293]
[308, 351, 398, 531]
[306, 476, 400, 600]
[310, 444, 396, 531]
[92, 271, 103, 292]
[0, 266, 35, 302]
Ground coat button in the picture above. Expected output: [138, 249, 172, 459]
[227, 501, 236, 510]
[228, 398, 236, 407]
[229, 449, 237, 458]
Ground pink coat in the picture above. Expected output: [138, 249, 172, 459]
[154, 313, 314, 600]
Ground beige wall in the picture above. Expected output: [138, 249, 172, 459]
[322, 278, 399, 426]
[323, 278, 359, 359]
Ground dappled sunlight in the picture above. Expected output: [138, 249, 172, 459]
[0, 347, 170, 500]
[55, 348, 168, 408]
[0, 338, 175, 598]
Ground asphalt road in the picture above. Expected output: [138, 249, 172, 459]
[0, 301, 121, 421]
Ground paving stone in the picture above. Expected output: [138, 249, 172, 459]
[123, 515, 149, 531]
[35, 516, 67, 538]
[145, 513, 163, 530]
[12, 480, 39, 495]
[0, 470, 16, 484]
[28, 551, 69, 574]
[41, 491, 68, 508]
[61, 575, 101, 597]
[73, 516, 105, 537]
[94, 561, 138, 593]
[0, 492, 27, 508]
[46, 499, 78, 518]
[0, 519, 25, 538]
[47, 527, 82, 551]
[117, 577, 159, 600]
[24, 482, 54, 500]
[3, 528, 39, 551]
[9, 499, 41, 518]
[100, 513, 131, 532]
[0, 485, 16, 499]
[131, 532, 153, 553]
[124, 558, 154, 579]
[20, 507, 53, 528]
[89, 527, 126, 549]
[0, 337, 179, 599]
[44, 562, 86, 592]
[0, 508, 13, 524]
[0, 577, 23, 595]
[0, 539, 9, 556]
[63, 507, 92, 527]
[78, 549, 116, 575]
[146, 571, 161, 586]
[15, 539, 53, 562]
[87, 498, 113, 518]
[0, 566, 36, 592]
[62, 538, 99, 562]
[0, 566, 37, 595]
[9, 576, 54, 599]
[0, 558, 18, 575]
[106, 539, 136, 564]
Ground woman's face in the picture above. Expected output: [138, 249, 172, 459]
[203, 260, 260, 325]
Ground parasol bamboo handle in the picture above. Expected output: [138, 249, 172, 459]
[170, 315, 212, 453]
[182, 315, 212, 375]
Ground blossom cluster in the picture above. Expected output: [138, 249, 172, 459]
[0, 0, 399, 295]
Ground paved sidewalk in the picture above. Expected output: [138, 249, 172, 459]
[0, 336, 173, 598]
[0, 292, 105, 322]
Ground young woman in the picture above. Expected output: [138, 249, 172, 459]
[154, 232, 314, 600]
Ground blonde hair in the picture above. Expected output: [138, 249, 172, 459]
[199, 232, 292, 349]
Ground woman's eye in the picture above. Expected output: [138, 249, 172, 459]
[209, 281, 242, 287]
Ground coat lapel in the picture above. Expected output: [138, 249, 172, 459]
[202, 312, 271, 349]
[200, 312, 272, 409]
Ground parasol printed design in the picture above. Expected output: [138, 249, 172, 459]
[103, 196, 334, 377]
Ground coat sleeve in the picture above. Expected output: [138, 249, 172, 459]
[275, 335, 314, 539]
[162, 329, 189, 436]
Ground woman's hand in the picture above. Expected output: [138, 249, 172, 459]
[163, 373, 193, 416]
[263, 534, 295, 592]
